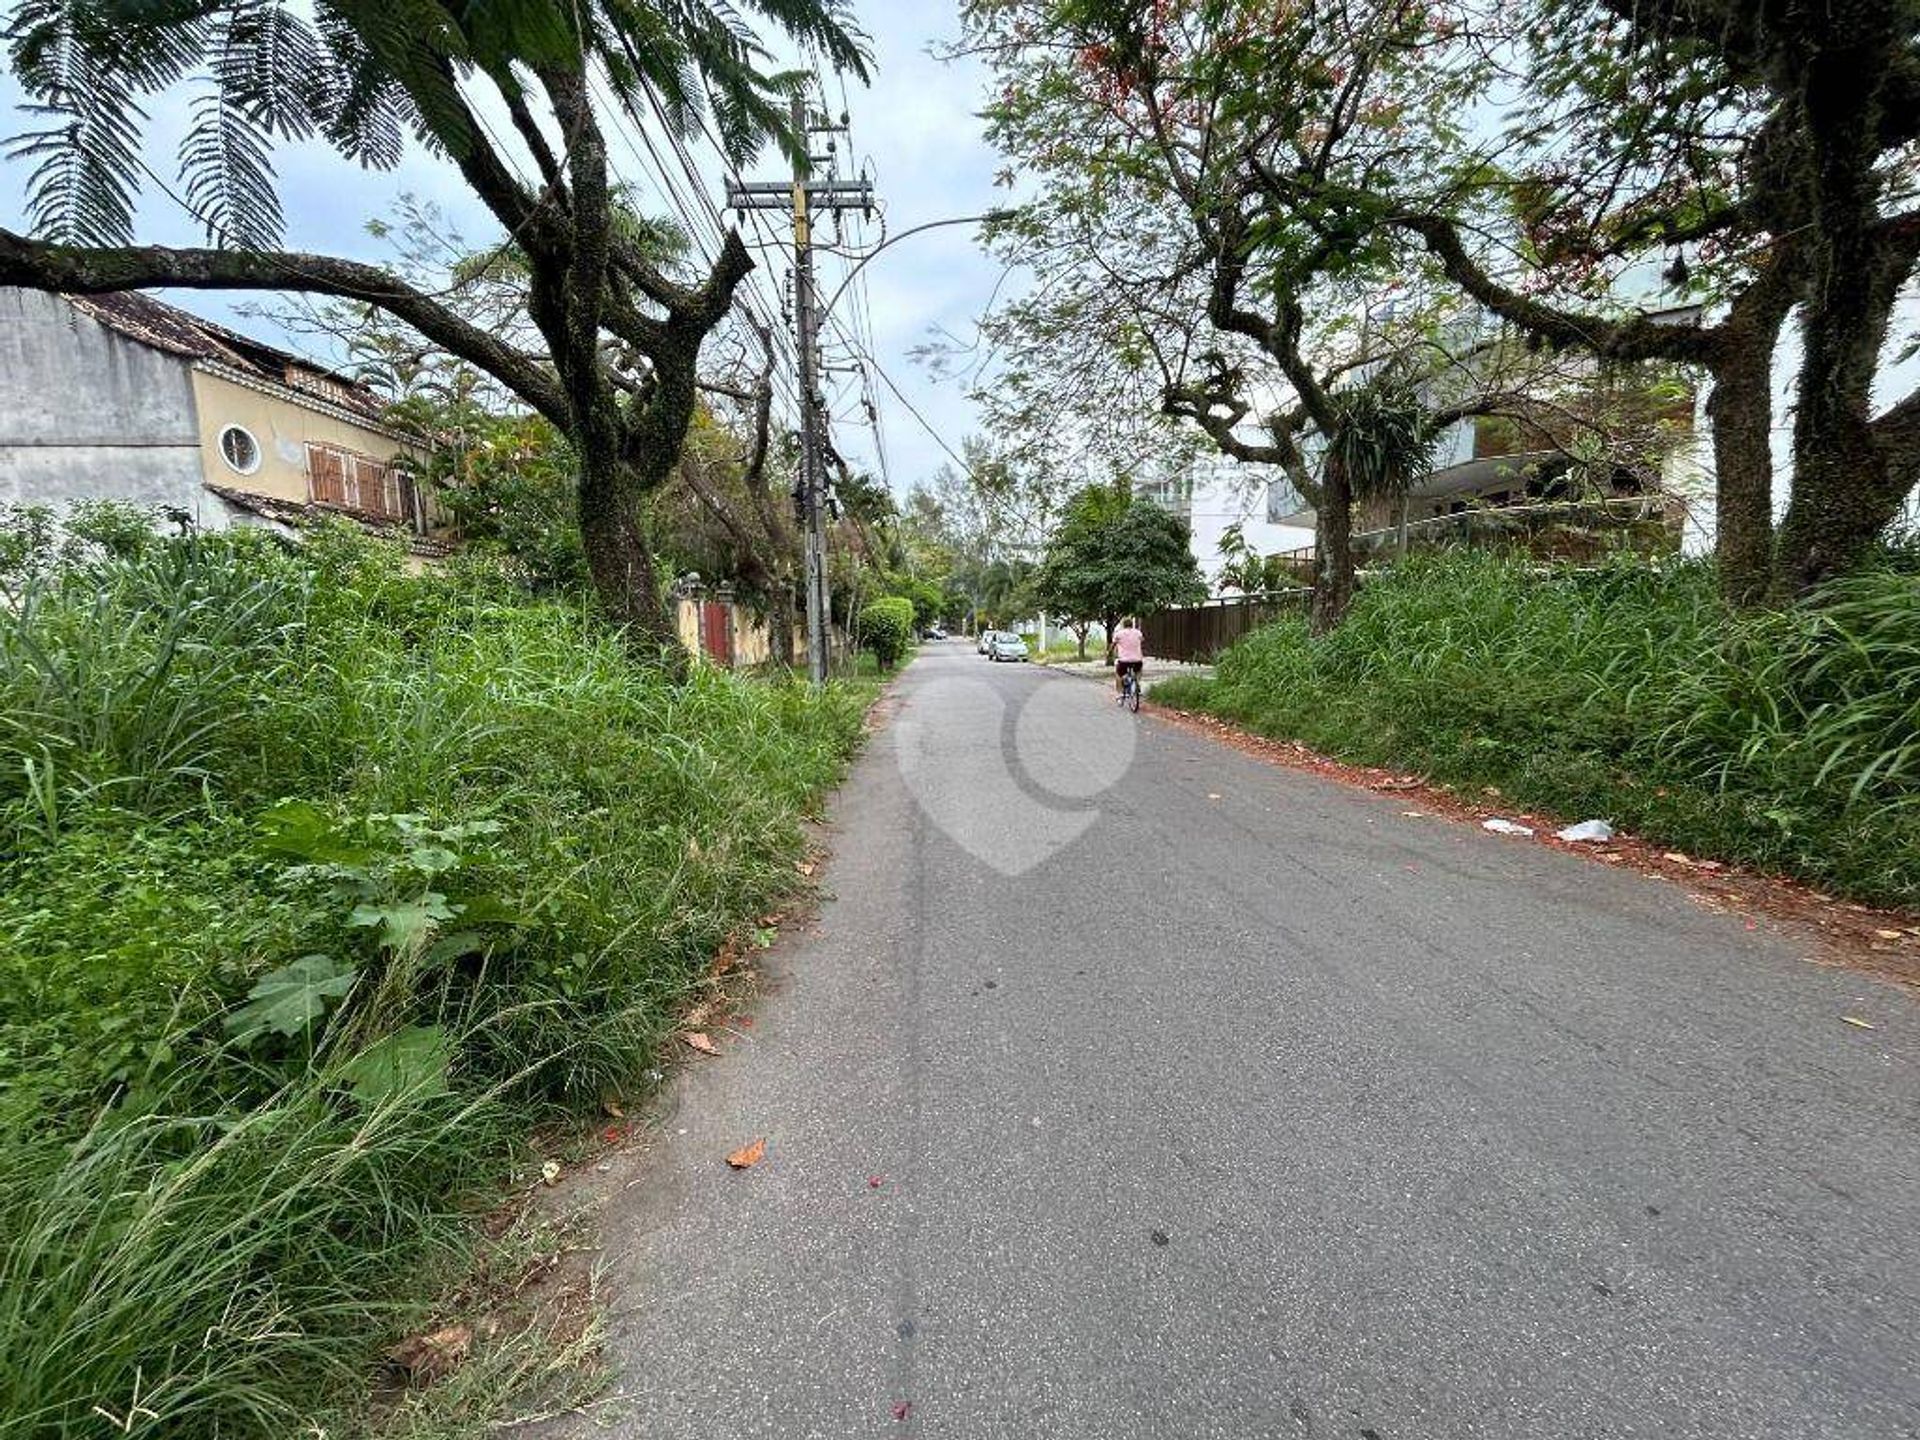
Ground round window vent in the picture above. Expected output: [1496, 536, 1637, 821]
[218, 425, 261, 475]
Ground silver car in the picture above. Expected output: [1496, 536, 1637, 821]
[988, 633, 1030, 662]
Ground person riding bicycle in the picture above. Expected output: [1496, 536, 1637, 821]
[1112, 616, 1145, 699]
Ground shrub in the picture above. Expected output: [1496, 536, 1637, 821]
[860, 596, 915, 671]
[0, 511, 872, 1435]
[1154, 550, 1920, 907]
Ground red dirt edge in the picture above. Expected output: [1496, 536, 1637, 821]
[1148, 702, 1920, 993]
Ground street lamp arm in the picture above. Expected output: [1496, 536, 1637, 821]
[818, 209, 1018, 319]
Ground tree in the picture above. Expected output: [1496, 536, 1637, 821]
[1442, 0, 1920, 597]
[858, 596, 913, 671]
[0, 0, 867, 662]
[1034, 483, 1204, 657]
[966, 0, 1634, 630]
[969, 0, 1920, 607]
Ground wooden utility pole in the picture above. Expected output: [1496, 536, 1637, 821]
[729, 103, 873, 684]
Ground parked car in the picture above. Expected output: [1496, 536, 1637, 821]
[988, 632, 1030, 663]
[926, 625, 948, 641]
[977, 629, 999, 655]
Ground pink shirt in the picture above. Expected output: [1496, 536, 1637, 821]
[1113, 627, 1145, 663]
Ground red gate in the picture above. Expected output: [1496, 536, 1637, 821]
[700, 601, 733, 667]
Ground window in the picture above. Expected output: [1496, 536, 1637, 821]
[218, 425, 261, 475]
[306, 442, 414, 524]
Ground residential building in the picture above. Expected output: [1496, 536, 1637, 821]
[0, 288, 444, 554]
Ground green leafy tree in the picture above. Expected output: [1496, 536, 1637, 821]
[859, 596, 914, 671]
[967, 0, 1920, 608]
[1034, 484, 1205, 658]
[0, 0, 867, 664]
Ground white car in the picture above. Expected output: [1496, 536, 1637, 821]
[988, 633, 1030, 662]
[977, 629, 999, 655]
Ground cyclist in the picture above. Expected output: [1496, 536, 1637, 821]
[1111, 616, 1145, 701]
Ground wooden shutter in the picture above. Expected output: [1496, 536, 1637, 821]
[307, 444, 350, 506]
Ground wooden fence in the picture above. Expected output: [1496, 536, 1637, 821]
[1143, 590, 1311, 663]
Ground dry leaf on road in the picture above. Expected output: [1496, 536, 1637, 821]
[683, 1031, 719, 1056]
[1840, 1016, 1877, 1030]
[726, 1137, 767, 1169]
[540, 1159, 561, 1186]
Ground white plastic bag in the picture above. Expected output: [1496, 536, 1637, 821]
[1555, 819, 1616, 843]
[1481, 818, 1535, 837]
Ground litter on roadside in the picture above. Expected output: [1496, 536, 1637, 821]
[1482, 818, 1535, 837]
[1556, 819, 1616, 842]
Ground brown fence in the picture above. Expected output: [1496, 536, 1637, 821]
[1143, 590, 1311, 663]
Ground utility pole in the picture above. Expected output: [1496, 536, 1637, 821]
[729, 99, 873, 684]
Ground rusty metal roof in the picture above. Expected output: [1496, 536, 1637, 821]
[66, 291, 393, 422]
[205, 484, 454, 558]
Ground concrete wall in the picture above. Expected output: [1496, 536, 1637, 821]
[189, 369, 427, 504]
[1184, 455, 1315, 590]
[0, 288, 213, 521]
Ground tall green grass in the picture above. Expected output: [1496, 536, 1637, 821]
[1154, 551, 1920, 907]
[0, 512, 871, 1436]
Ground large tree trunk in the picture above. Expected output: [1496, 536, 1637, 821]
[1706, 347, 1778, 608]
[765, 579, 798, 670]
[1707, 262, 1798, 607]
[578, 452, 684, 673]
[1311, 458, 1356, 634]
[1769, 8, 1908, 594]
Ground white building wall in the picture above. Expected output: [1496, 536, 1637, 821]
[1183, 454, 1315, 590]
[0, 288, 225, 524]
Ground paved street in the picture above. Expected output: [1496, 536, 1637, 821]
[583, 643, 1920, 1439]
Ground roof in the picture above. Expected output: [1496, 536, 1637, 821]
[205, 483, 454, 559]
[65, 291, 394, 424]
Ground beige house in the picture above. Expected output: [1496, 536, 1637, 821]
[0, 288, 446, 555]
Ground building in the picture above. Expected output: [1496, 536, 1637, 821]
[0, 288, 444, 554]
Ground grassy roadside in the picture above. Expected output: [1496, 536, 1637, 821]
[0, 512, 873, 1437]
[1152, 551, 1920, 910]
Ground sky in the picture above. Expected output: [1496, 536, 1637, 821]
[0, 2, 1008, 497]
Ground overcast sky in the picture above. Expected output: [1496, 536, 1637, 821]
[0, 3, 1005, 496]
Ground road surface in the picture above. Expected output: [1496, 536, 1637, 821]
[580, 644, 1919, 1439]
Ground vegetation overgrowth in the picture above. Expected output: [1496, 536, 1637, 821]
[0, 508, 871, 1437]
[1153, 551, 1920, 909]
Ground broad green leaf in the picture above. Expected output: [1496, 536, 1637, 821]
[225, 954, 358, 1043]
[336, 1025, 453, 1105]
[348, 894, 457, 951]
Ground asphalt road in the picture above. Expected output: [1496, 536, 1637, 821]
[583, 643, 1920, 1439]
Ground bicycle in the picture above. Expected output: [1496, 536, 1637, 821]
[1118, 666, 1141, 713]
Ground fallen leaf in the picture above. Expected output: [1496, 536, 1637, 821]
[796, 861, 816, 877]
[1840, 1016, 1876, 1030]
[683, 1031, 719, 1056]
[540, 1159, 561, 1186]
[867, 1175, 885, 1188]
[1662, 852, 1691, 865]
[891, 1402, 913, 1421]
[1206, 792, 1222, 800]
[388, 1324, 472, 1385]
[1874, 929, 1904, 942]
[602, 1097, 625, 1119]
[726, 1137, 767, 1169]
